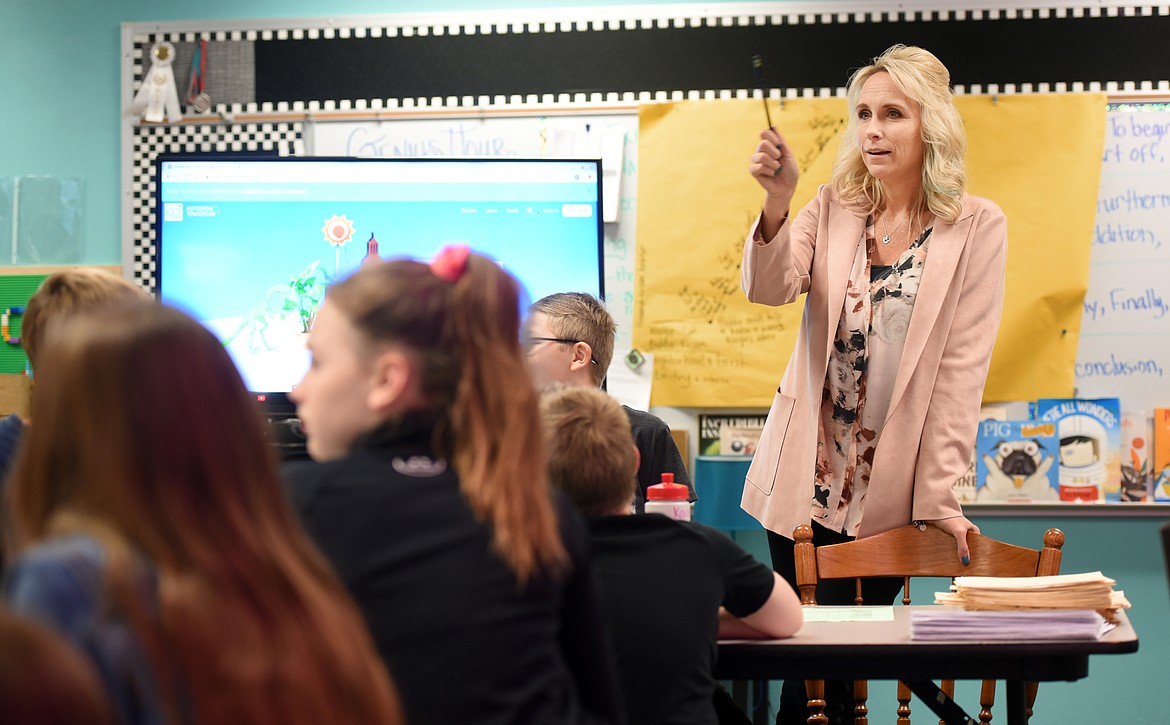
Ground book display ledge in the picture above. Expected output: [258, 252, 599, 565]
[694, 456, 1170, 528]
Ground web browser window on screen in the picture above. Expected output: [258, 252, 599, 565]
[155, 157, 603, 401]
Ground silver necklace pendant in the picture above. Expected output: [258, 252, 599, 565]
[880, 211, 911, 246]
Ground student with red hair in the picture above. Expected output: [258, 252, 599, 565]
[0, 607, 117, 725]
[4, 301, 402, 725]
[286, 247, 624, 725]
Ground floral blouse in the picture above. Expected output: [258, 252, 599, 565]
[811, 217, 933, 536]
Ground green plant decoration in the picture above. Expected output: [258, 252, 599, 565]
[223, 260, 328, 351]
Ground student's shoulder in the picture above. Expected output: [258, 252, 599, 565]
[11, 534, 104, 571]
[0, 412, 24, 438]
[677, 522, 775, 604]
[636, 515, 730, 551]
[281, 458, 336, 495]
[621, 405, 670, 435]
[0, 414, 26, 475]
[589, 516, 712, 564]
[282, 443, 421, 484]
[280, 456, 370, 512]
[679, 520, 771, 569]
[679, 520, 746, 551]
[5, 535, 106, 629]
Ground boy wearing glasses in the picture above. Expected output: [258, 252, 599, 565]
[526, 292, 695, 511]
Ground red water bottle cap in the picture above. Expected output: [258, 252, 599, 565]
[647, 472, 688, 501]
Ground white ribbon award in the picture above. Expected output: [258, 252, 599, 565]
[127, 41, 184, 123]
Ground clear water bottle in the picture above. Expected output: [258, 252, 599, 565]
[644, 472, 691, 521]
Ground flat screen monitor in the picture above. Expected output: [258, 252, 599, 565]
[154, 155, 604, 414]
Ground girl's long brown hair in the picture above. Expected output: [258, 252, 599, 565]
[5, 302, 402, 724]
[327, 253, 566, 582]
[0, 607, 118, 725]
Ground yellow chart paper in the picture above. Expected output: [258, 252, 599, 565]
[635, 94, 1105, 407]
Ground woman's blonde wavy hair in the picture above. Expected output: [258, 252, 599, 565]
[830, 45, 967, 224]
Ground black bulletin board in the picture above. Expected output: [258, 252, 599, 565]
[250, 11, 1170, 103]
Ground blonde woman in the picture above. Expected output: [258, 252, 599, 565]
[741, 44, 1007, 724]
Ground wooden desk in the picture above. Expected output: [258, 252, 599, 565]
[716, 606, 1138, 725]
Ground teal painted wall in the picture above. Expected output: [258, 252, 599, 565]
[0, 0, 727, 263]
[969, 516, 1166, 724]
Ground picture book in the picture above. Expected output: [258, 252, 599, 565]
[1152, 408, 1170, 501]
[1035, 398, 1122, 502]
[698, 414, 766, 456]
[973, 419, 1059, 502]
[1120, 411, 1152, 502]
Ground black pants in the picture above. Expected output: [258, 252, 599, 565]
[768, 523, 903, 725]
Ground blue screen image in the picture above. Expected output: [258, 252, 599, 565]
[155, 157, 603, 397]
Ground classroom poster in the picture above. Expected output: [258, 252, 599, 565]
[635, 94, 1106, 407]
[960, 93, 1107, 403]
[635, 97, 846, 407]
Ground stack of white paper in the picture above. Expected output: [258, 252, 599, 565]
[910, 608, 1113, 641]
[934, 571, 1130, 612]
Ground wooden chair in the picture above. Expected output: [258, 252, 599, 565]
[792, 522, 1065, 725]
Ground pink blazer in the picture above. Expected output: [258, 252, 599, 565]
[740, 185, 1007, 540]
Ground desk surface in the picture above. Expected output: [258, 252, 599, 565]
[716, 606, 1138, 682]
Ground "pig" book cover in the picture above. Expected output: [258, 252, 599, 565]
[974, 419, 1059, 502]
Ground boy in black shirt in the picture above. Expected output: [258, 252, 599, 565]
[526, 292, 695, 511]
[540, 387, 803, 725]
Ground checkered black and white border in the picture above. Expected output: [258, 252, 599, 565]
[129, 123, 302, 292]
[128, 4, 1170, 117]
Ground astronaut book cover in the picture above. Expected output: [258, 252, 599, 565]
[1035, 398, 1122, 502]
[974, 419, 1060, 502]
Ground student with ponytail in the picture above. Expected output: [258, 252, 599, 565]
[285, 246, 624, 725]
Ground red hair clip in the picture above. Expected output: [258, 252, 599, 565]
[430, 244, 471, 282]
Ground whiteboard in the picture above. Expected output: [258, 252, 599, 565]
[306, 113, 641, 358]
[1075, 104, 1170, 413]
